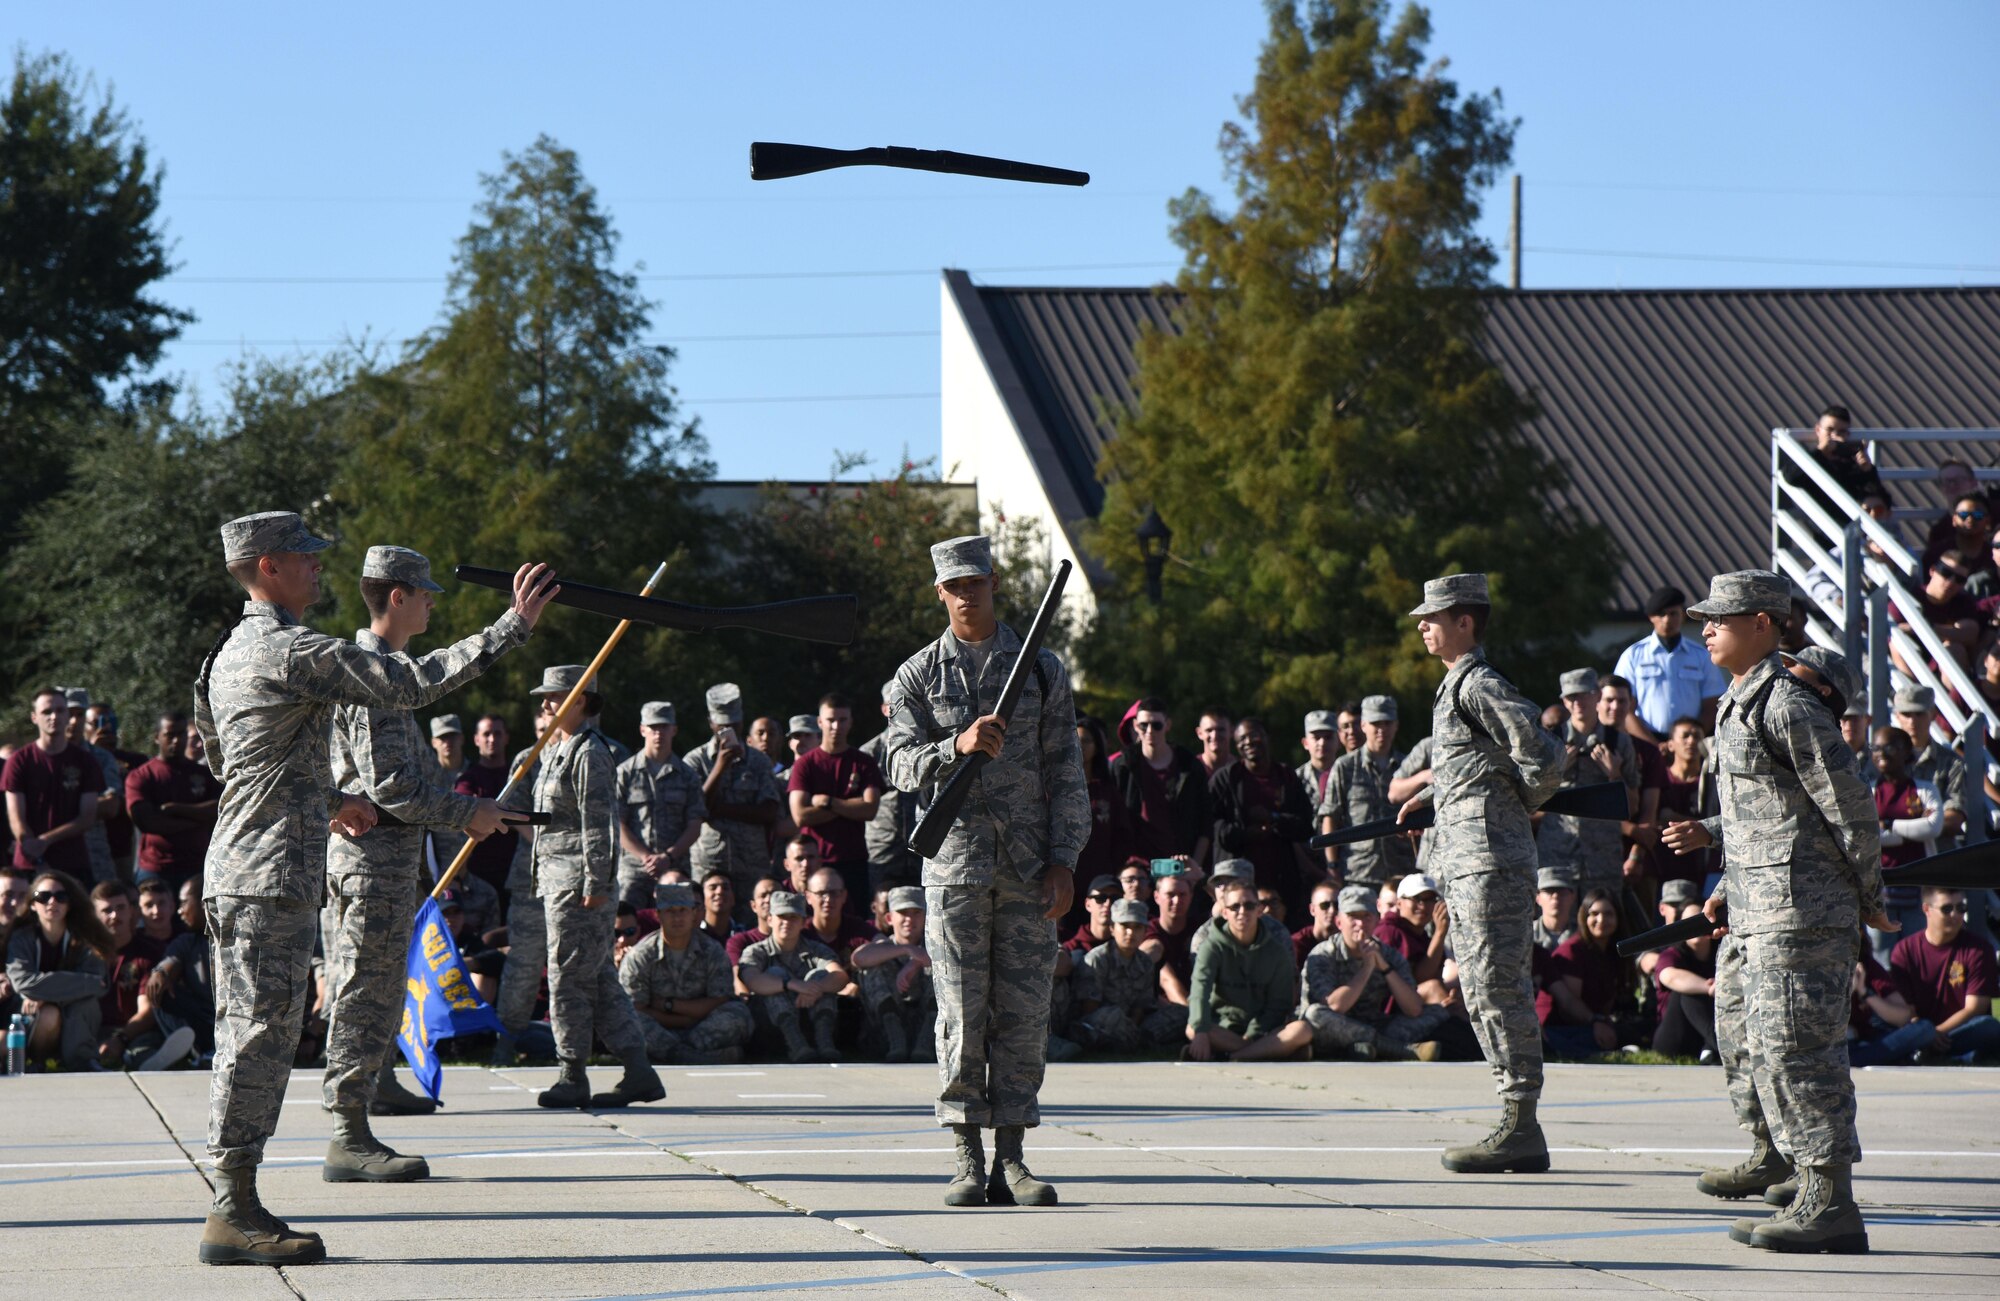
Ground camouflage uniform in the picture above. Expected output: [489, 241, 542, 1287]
[1417, 642, 1562, 1104]
[614, 749, 707, 909]
[1394, 736, 1435, 874]
[1317, 745, 1413, 887]
[1537, 715, 1641, 897]
[737, 931, 842, 1044]
[1072, 941, 1184, 1050]
[1699, 649, 1883, 1169]
[495, 745, 545, 1033]
[194, 514, 527, 1171]
[321, 618, 482, 1112]
[1298, 931, 1448, 1052]
[880, 540, 1089, 1130]
[858, 959, 937, 1055]
[861, 713, 919, 889]
[1712, 928, 1774, 1147]
[532, 721, 646, 1063]
[685, 689, 784, 901]
[618, 928, 750, 1061]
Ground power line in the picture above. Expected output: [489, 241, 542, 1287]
[1525, 244, 2000, 273]
[688, 392, 938, 405]
[1531, 180, 2000, 201]
[166, 189, 1161, 205]
[168, 260, 1179, 287]
[172, 329, 941, 347]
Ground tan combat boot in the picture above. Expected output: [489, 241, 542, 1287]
[199, 1165, 327, 1266]
[987, 1124, 1058, 1206]
[368, 1059, 439, 1116]
[1696, 1128, 1793, 1199]
[323, 1107, 429, 1182]
[1763, 1175, 1800, 1206]
[1749, 1165, 1868, 1254]
[944, 1124, 987, 1207]
[1440, 1097, 1551, 1174]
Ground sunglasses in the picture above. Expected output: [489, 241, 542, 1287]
[32, 890, 68, 905]
[1313, 899, 1339, 910]
[1934, 903, 1969, 916]
[614, 925, 639, 939]
[1956, 509, 1987, 521]
[1133, 720, 1164, 731]
[1937, 567, 1968, 582]
[1220, 901, 1260, 914]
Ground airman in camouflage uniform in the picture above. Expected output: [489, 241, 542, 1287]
[614, 700, 707, 909]
[1392, 735, 1436, 873]
[686, 683, 785, 902]
[1665, 577, 1885, 1254]
[735, 890, 846, 1060]
[1070, 898, 1185, 1050]
[618, 880, 750, 1063]
[527, 664, 664, 1111]
[852, 884, 938, 1061]
[192, 513, 546, 1266]
[1405, 574, 1563, 1174]
[880, 535, 1089, 1209]
[321, 546, 510, 1183]
[1536, 668, 1642, 906]
[1296, 884, 1448, 1059]
[1316, 695, 1412, 888]
[493, 740, 545, 1058]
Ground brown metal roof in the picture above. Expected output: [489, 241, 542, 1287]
[952, 274, 2000, 613]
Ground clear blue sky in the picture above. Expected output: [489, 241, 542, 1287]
[14, 2, 1999, 479]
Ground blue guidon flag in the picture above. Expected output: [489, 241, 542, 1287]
[398, 896, 504, 1101]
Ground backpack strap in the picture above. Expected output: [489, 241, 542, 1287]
[1451, 659, 1516, 746]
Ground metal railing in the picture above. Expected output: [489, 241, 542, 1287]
[1770, 427, 2000, 842]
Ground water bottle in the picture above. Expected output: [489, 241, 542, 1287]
[5, 1014, 25, 1078]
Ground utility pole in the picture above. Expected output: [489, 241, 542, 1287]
[1509, 173, 1522, 291]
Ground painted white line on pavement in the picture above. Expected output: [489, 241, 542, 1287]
[736, 1093, 827, 1099]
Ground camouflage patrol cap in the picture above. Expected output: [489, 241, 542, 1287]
[640, 701, 676, 727]
[1303, 709, 1335, 735]
[1685, 569, 1790, 620]
[1337, 884, 1376, 915]
[1537, 865, 1579, 892]
[654, 881, 697, 910]
[1660, 879, 1702, 907]
[220, 511, 332, 563]
[429, 714, 463, 739]
[1558, 668, 1600, 698]
[887, 885, 926, 913]
[1408, 573, 1489, 617]
[1361, 694, 1398, 723]
[1110, 898, 1149, 925]
[361, 544, 443, 592]
[768, 890, 810, 919]
[529, 664, 591, 697]
[63, 686, 91, 709]
[930, 534, 993, 584]
[1780, 646, 1862, 708]
[787, 714, 821, 738]
[706, 682, 744, 725]
[1892, 684, 1935, 715]
[1208, 857, 1253, 885]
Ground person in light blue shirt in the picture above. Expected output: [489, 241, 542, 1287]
[1613, 585, 1730, 740]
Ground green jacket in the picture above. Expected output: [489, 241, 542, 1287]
[1188, 915, 1296, 1037]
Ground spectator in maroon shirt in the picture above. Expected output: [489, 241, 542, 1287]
[1143, 871, 1200, 1009]
[1194, 708, 1234, 781]
[695, 866, 741, 946]
[2, 689, 103, 878]
[1885, 888, 2000, 1061]
[1598, 675, 1664, 892]
[1650, 901, 1718, 1059]
[454, 715, 517, 903]
[1654, 718, 1716, 888]
[1111, 699, 1212, 863]
[788, 694, 882, 915]
[726, 873, 783, 975]
[92, 880, 172, 1068]
[803, 866, 877, 964]
[1209, 718, 1317, 921]
[1892, 549, 1982, 673]
[1294, 880, 1338, 967]
[1845, 951, 1919, 1068]
[1378, 872, 1451, 1000]
[1540, 888, 1640, 1058]
[781, 834, 822, 895]
[1066, 874, 1119, 953]
[122, 712, 219, 891]
[134, 874, 185, 947]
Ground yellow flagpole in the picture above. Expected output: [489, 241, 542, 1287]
[430, 558, 669, 899]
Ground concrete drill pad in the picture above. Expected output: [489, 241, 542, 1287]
[2, 1061, 1994, 1298]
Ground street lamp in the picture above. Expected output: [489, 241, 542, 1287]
[1137, 507, 1171, 606]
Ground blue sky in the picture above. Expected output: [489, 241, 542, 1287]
[13, 2, 1998, 479]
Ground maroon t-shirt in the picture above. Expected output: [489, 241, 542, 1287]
[2, 743, 106, 875]
[1652, 942, 1716, 1023]
[1543, 936, 1625, 1023]
[1851, 951, 1900, 1033]
[1146, 917, 1197, 985]
[1292, 924, 1326, 968]
[1890, 930, 2000, 1024]
[1874, 778, 1929, 871]
[124, 756, 220, 884]
[725, 927, 768, 966]
[1064, 921, 1108, 954]
[1374, 913, 1428, 966]
[787, 746, 884, 876]
[1655, 768, 1710, 884]
[809, 913, 877, 961]
[1130, 755, 1178, 858]
[101, 932, 164, 1029]
[453, 761, 517, 895]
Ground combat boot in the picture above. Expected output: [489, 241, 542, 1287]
[198, 1166, 326, 1266]
[944, 1124, 987, 1207]
[323, 1107, 429, 1182]
[369, 1060, 439, 1116]
[1763, 1175, 1800, 1207]
[811, 1013, 844, 1064]
[881, 1016, 911, 1063]
[537, 1058, 592, 1109]
[591, 1050, 666, 1108]
[488, 1031, 517, 1068]
[1440, 1097, 1550, 1174]
[1749, 1165, 1868, 1254]
[1696, 1130, 1793, 1199]
[779, 1016, 816, 1064]
[987, 1124, 1058, 1206]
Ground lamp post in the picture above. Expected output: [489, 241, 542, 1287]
[1137, 507, 1171, 606]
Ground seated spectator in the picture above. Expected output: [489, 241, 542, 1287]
[1893, 686, 1969, 853]
[91, 881, 187, 1070]
[1111, 700, 1213, 863]
[1183, 879, 1298, 1062]
[1539, 888, 1643, 1058]
[1071, 898, 1186, 1052]
[1613, 586, 1729, 742]
[1921, 495, 1996, 587]
[1971, 638, 2000, 717]
[803, 866, 877, 965]
[1871, 725, 1945, 960]
[4, 869, 111, 1069]
[0, 870, 27, 1019]
[1142, 869, 1201, 1009]
[1378, 872, 1450, 999]
[695, 865, 742, 946]
[1118, 858, 1151, 908]
[1533, 866, 1580, 953]
[134, 874, 185, 947]
[122, 711, 219, 892]
[437, 888, 505, 1005]
[1257, 885, 1286, 928]
[1650, 900, 1719, 1060]
[620, 881, 752, 1065]
[726, 873, 782, 969]
[1845, 950, 1919, 1068]
[145, 881, 216, 1061]
[1283, 884, 1449, 1061]
[1209, 718, 1317, 921]
[1066, 874, 1119, 954]
[1882, 888, 2000, 1062]
[1294, 880, 1338, 967]
[868, 884, 894, 936]
[1193, 858, 1291, 953]
[1375, 879, 1399, 921]
[1893, 551, 1981, 671]
[1636, 878, 1703, 981]
[781, 834, 821, 896]
[1778, 404, 1884, 522]
[612, 902, 645, 968]
[849, 886, 935, 1062]
[735, 891, 846, 1062]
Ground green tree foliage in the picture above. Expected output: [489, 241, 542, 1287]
[327, 136, 713, 730]
[1080, 0, 1618, 727]
[4, 356, 353, 724]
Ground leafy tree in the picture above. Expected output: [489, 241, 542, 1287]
[3, 356, 354, 723]
[327, 136, 713, 731]
[1081, 0, 1618, 728]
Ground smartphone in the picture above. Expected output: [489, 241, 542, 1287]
[718, 726, 739, 749]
